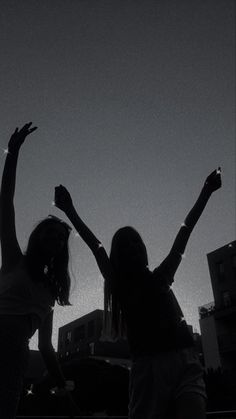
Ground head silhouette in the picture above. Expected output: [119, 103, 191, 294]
[110, 226, 148, 277]
[25, 215, 72, 305]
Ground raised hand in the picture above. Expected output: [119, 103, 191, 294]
[8, 122, 37, 153]
[204, 168, 222, 193]
[54, 185, 73, 213]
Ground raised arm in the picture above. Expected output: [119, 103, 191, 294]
[0, 123, 37, 271]
[157, 168, 222, 280]
[54, 185, 114, 282]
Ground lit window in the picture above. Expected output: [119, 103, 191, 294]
[89, 342, 95, 355]
[65, 330, 72, 345]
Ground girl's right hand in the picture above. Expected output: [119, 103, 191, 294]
[54, 185, 73, 213]
[8, 122, 37, 153]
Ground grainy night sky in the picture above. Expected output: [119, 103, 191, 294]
[0, 0, 235, 349]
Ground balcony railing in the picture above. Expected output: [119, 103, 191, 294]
[199, 298, 236, 320]
[199, 302, 215, 319]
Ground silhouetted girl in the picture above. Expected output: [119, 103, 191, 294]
[55, 168, 221, 419]
[0, 123, 72, 418]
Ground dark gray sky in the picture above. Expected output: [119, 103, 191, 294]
[0, 0, 235, 349]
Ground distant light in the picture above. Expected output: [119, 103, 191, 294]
[2, 148, 9, 155]
[228, 243, 233, 248]
[181, 222, 187, 227]
[26, 384, 34, 396]
[50, 389, 56, 395]
[216, 168, 221, 174]
[98, 243, 103, 248]
[180, 253, 186, 259]
[26, 389, 33, 396]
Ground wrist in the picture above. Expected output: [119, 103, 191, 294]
[7, 144, 20, 155]
[202, 183, 212, 197]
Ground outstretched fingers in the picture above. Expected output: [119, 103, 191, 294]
[21, 122, 37, 135]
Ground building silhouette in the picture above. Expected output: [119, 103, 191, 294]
[199, 241, 236, 372]
[57, 309, 130, 366]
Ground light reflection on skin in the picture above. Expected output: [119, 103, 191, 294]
[2, 148, 9, 156]
[26, 384, 34, 396]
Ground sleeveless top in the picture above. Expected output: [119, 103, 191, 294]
[0, 258, 55, 335]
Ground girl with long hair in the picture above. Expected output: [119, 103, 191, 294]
[54, 167, 221, 419]
[0, 123, 72, 418]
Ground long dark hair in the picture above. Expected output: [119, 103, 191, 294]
[25, 215, 72, 306]
[104, 226, 148, 338]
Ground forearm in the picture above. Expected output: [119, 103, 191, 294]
[184, 185, 212, 230]
[65, 205, 101, 252]
[170, 186, 212, 257]
[0, 149, 19, 204]
[40, 345, 66, 388]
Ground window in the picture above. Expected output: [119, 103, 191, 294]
[74, 325, 85, 343]
[65, 330, 72, 345]
[222, 291, 231, 307]
[232, 254, 236, 268]
[216, 261, 225, 280]
[88, 320, 95, 338]
[89, 342, 95, 355]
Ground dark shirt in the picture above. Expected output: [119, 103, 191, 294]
[89, 242, 194, 358]
[118, 267, 194, 358]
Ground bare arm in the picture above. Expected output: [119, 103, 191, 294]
[157, 168, 222, 280]
[38, 310, 66, 388]
[54, 185, 114, 283]
[0, 123, 37, 271]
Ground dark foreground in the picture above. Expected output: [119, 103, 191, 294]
[16, 412, 236, 419]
